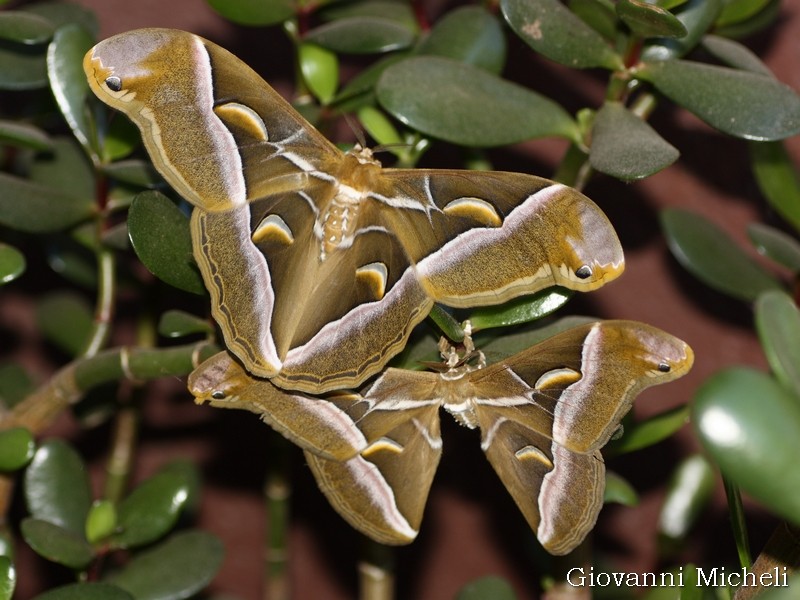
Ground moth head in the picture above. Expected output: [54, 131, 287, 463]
[83, 28, 183, 106]
[187, 352, 247, 407]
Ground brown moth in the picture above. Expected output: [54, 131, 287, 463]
[85, 28, 625, 393]
[189, 320, 693, 554]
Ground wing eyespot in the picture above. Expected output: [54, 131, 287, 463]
[211, 390, 226, 400]
[658, 362, 671, 373]
[105, 76, 122, 92]
[575, 265, 592, 279]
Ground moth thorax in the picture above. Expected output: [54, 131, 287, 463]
[441, 378, 480, 429]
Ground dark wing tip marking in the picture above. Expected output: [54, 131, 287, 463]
[658, 362, 671, 373]
[105, 76, 122, 92]
[211, 390, 226, 400]
[575, 265, 592, 279]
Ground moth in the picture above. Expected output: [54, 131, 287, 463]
[85, 29, 625, 393]
[189, 320, 693, 555]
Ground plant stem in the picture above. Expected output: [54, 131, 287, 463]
[553, 144, 593, 192]
[82, 243, 116, 358]
[543, 537, 591, 600]
[264, 433, 291, 600]
[358, 538, 395, 600]
[723, 476, 752, 569]
[103, 400, 138, 504]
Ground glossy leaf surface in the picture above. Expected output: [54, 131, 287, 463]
[0, 12, 54, 44]
[20, 518, 94, 569]
[0, 120, 52, 151]
[469, 288, 572, 331]
[660, 208, 781, 302]
[298, 43, 338, 105]
[304, 17, 415, 54]
[24, 440, 92, 534]
[640, 59, 800, 140]
[693, 367, 800, 526]
[377, 56, 579, 146]
[641, 0, 721, 61]
[0, 243, 25, 284]
[0, 427, 35, 471]
[32, 583, 133, 600]
[157, 310, 212, 338]
[0, 39, 47, 89]
[36, 291, 93, 356]
[111, 470, 192, 549]
[747, 223, 800, 272]
[606, 405, 689, 456]
[47, 24, 96, 158]
[107, 530, 223, 600]
[501, 0, 623, 69]
[85, 500, 116, 545]
[127, 191, 205, 295]
[700, 34, 772, 76]
[616, 0, 687, 38]
[20, 2, 98, 36]
[416, 6, 506, 74]
[749, 141, 800, 231]
[604, 471, 639, 506]
[658, 454, 715, 539]
[590, 102, 679, 180]
[206, 0, 293, 25]
[0, 556, 13, 600]
[755, 290, 800, 397]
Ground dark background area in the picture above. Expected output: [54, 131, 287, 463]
[4, 0, 800, 598]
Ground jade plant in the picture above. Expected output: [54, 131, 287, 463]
[0, 0, 799, 599]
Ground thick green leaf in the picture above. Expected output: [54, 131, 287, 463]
[0, 40, 47, 90]
[590, 102, 679, 180]
[47, 236, 97, 289]
[714, 0, 779, 38]
[333, 53, 407, 109]
[357, 106, 403, 148]
[640, 59, 800, 141]
[0, 243, 25, 284]
[693, 367, 800, 525]
[101, 160, 161, 188]
[750, 141, 800, 232]
[24, 439, 92, 534]
[641, 0, 721, 60]
[0, 555, 14, 600]
[377, 56, 579, 146]
[112, 470, 191, 549]
[127, 191, 205, 295]
[0, 363, 34, 408]
[604, 471, 639, 506]
[748, 223, 800, 272]
[21, 518, 94, 569]
[755, 290, 800, 397]
[660, 208, 781, 302]
[501, 0, 623, 70]
[417, 6, 506, 74]
[305, 17, 415, 54]
[0, 120, 52, 151]
[85, 500, 117, 545]
[606, 404, 690, 455]
[20, 1, 98, 37]
[47, 24, 96, 160]
[36, 291, 93, 356]
[206, 0, 293, 26]
[157, 459, 202, 515]
[319, 0, 417, 32]
[158, 310, 212, 338]
[475, 316, 597, 361]
[0, 174, 94, 232]
[456, 576, 518, 600]
[107, 530, 224, 600]
[469, 288, 572, 331]
[617, 0, 687, 38]
[658, 454, 715, 539]
[103, 115, 142, 162]
[700, 34, 772, 76]
[569, 0, 618, 40]
[716, 0, 772, 27]
[29, 137, 94, 199]
[33, 583, 133, 600]
[298, 43, 338, 105]
[0, 428, 35, 471]
[0, 12, 53, 44]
